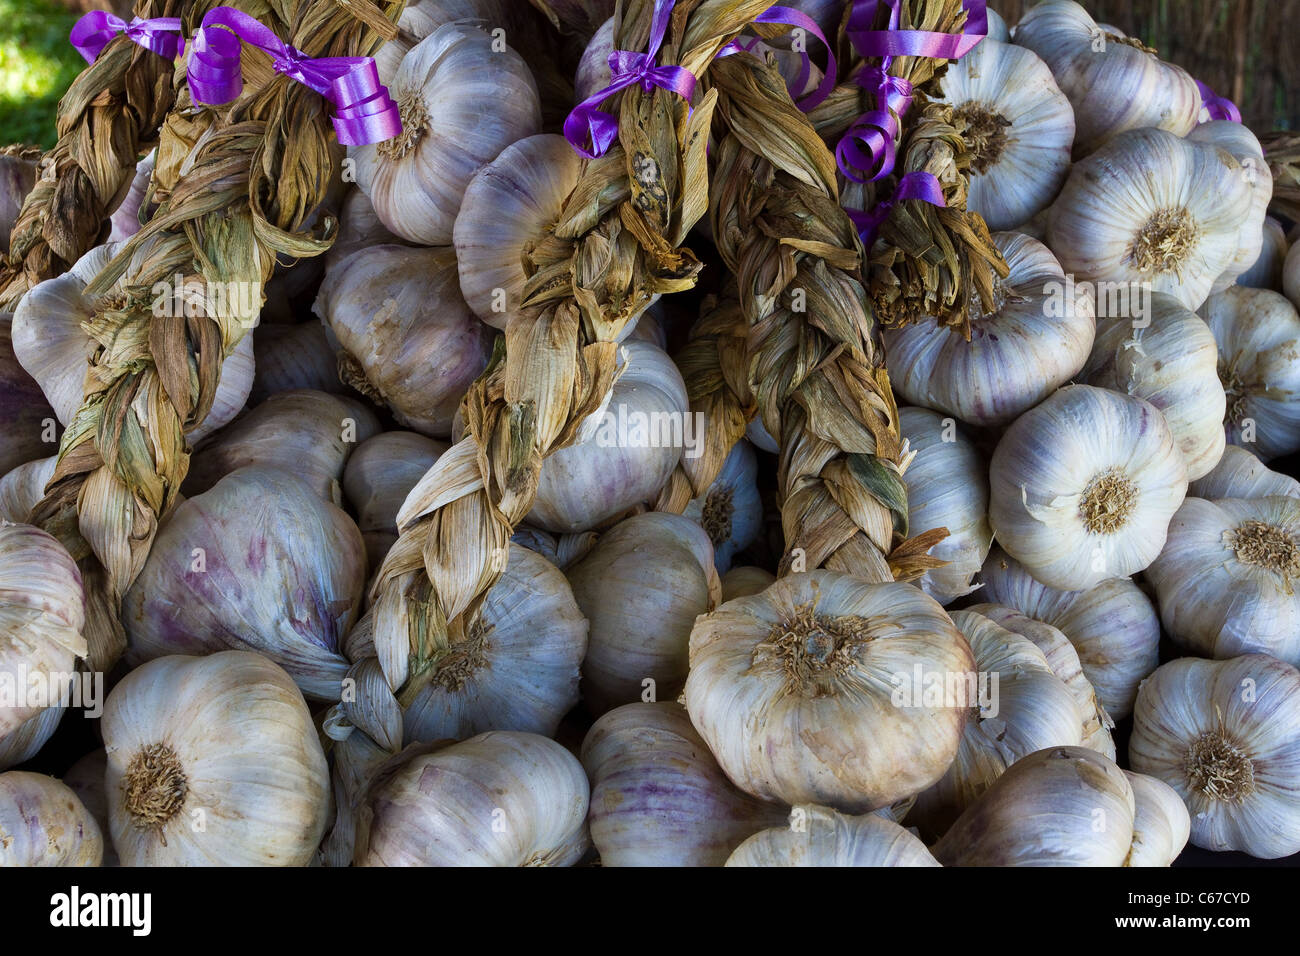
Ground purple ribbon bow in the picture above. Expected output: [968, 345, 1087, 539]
[846, 170, 946, 248]
[716, 5, 838, 112]
[186, 6, 401, 146]
[70, 11, 183, 64]
[1196, 79, 1242, 124]
[564, 0, 697, 158]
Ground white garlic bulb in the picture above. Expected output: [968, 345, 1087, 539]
[1189, 444, 1300, 501]
[325, 189, 407, 274]
[1201, 286, 1300, 461]
[0, 704, 63, 772]
[989, 385, 1187, 591]
[63, 749, 118, 867]
[343, 431, 447, 566]
[1186, 121, 1271, 294]
[1130, 654, 1300, 859]
[314, 244, 493, 438]
[529, 340, 690, 532]
[686, 571, 973, 813]
[720, 566, 775, 602]
[567, 511, 718, 714]
[1237, 217, 1288, 291]
[1013, 0, 1200, 156]
[103, 651, 330, 866]
[727, 805, 939, 867]
[107, 150, 155, 242]
[1047, 128, 1255, 312]
[1147, 495, 1300, 665]
[746, 415, 779, 453]
[909, 609, 1083, 835]
[885, 233, 1095, 427]
[681, 439, 762, 574]
[933, 746, 1137, 866]
[1285, 240, 1300, 310]
[357, 731, 590, 866]
[1124, 770, 1191, 867]
[249, 323, 346, 405]
[0, 771, 102, 866]
[123, 466, 365, 700]
[186, 390, 381, 505]
[898, 407, 992, 603]
[0, 455, 54, 523]
[0, 522, 85, 737]
[12, 243, 254, 444]
[939, 39, 1073, 230]
[582, 702, 787, 866]
[0, 322, 54, 476]
[984, 5, 1010, 41]
[1083, 293, 1226, 480]
[977, 545, 1160, 720]
[374, 0, 521, 84]
[401, 543, 587, 743]
[350, 24, 541, 245]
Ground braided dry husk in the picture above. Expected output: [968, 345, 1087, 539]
[1261, 131, 1300, 224]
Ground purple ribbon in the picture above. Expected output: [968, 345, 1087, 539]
[716, 6, 838, 112]
[1196, 79, 1242, 124]
[70, 11, 183, 64]
[186, 6, 401, 146]
[564, 0, 696, 158]
[846, 170, 946, 248]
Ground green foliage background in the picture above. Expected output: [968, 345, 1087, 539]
[0, 0, 84, 148]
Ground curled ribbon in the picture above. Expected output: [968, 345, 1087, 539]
[1196, 79, 1242, 124]
[69, 11, 183, 64]
[716, 6, 838, 113]
[846, 170, 946, 249]
[186, 6, 401, 146]
[564, 0, 696, 158]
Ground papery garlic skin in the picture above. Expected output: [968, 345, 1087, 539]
[350, 24, 541, 245]
[358, 731, 590, 867]
[343, 431, 446, 566]
[123, 466, 365, 700]
[682, 439, 763, 573]
[1237, 218, 1288, 291]
[1013, 0, 1200, 156]
[1186, 122, 1271, 294]
[1147, 495, 1300, 665]
[932, 746, 1136, 866]
[940, 40, 1074, 231]
[103, 651, 330, 866]
[0, 771, 102, 866]
[727, 805, 940, 867]
[989, 385, 1187, 591]
[1084, 293, 1226, 480]
[0, 324, 54, 476]
[1047, 128, 1254, 312]
[0, 456, 54, 524]
[685, 571, 973, 813]
[1189, 445, 1300, 501]
[1130, 654, 1300, 859]
[107, 151, 155, 243]
[0, 704, 63, 772]
[1124, 770, 1191, 867]
[402, 543, 587, 743]
[582, 702, 787, 866]
[568, 512, 718, 715]
[885, 233, 1095, 427]
[1201, 286, 1300, 461]
[898, 407, 992, 603]
[977, 545, 1160, 720]
[249, 323, 347, 405]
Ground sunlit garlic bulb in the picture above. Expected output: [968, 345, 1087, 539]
[681, 439, 763, 573]
[374, 0, 521, 84]
[1189, 445, 1300, 501]
[1124, 770, 1191, 867]
[727, 805, 940, 867]
[1186, 121, 1271, 294]
[0, 772, 102, 866]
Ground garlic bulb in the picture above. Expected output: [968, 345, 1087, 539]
[0, 772, 102, 866]
[1124, 770, 1191, 867]
[1186, 121, 1271, 294]
[529, 340, 690, 532]
[726, 805, 940, 868]
[939, 39, 1073, 230]
[349, 24, 541, 245]
[454, 134, 584, 329]
[1013, 0, 1200, 156]
[681, 439, 762, 573]
[720, 566, 775, 602]
[1147, 495, 1300, 665]
[978, 545, 1160, 720]
[582, 702, 787, 866]
[107, 151, 155, 242]
[0, 322, 55, 475]
[343, 431, 447, 566]
[1285, 240, 1300, 310]
[1237, 217, 1288, 290]
[401, 543, 587, 743]
[1083, 293, 1226, 480]
[898, 407, 991, 603]
[356, 731, 590, 866]
[0, 455, 54, 523]
[885, 233, 1095, 427]
[1047, 128, 1255, 312]
[567, 512, 718, 714]
[932, 746, 1136, 866]
[63, 749, 118, 867]
[0, 151, 37, 256]
[374, 0, 521, 85]
[969, 603, 1115, 759]
[249, 323, 346, 405]
[1189, 445, 1300, 501]
[103, 651, 330, 866]
[0, 704, 63, 772]
[984, 5, 1010, 41]
[989, 385, 1187, 591]
[746, 416, 779, 453]
[909, 609, 1083, 835]
[324, 189, 407, 274]
[573, 17, 615, 103]
[1130, 654, 1300, 858]
[314, 244, 493, 438]
[0, 523, 85, 737]
[1201, 286, 1300, 461]
[123, 466, 365, 700]
[186, 390, 381, 505]
[685, 571, 973, 813]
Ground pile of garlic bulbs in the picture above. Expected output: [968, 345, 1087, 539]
[3, 0, 1300, 871]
